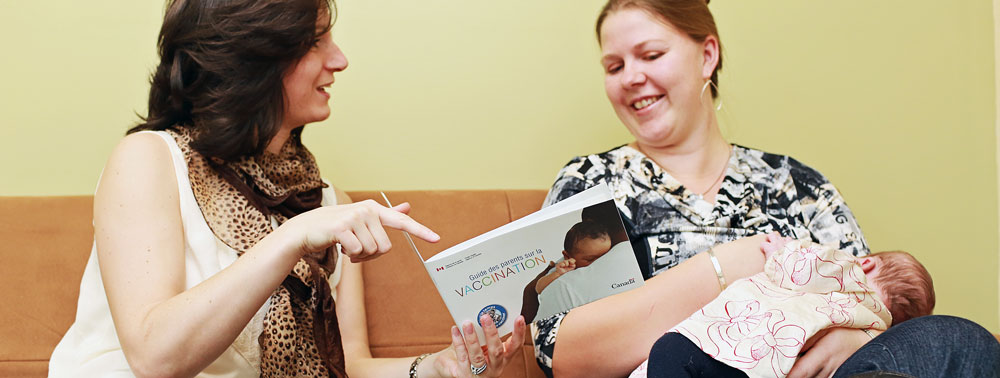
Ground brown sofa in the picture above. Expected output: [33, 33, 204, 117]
[0, 191, 548, 378]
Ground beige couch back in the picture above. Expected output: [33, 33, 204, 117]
[0, 191, 547, 378]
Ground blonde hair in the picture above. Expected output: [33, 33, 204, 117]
[870, 251, 935, 326]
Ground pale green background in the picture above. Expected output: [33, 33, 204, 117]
[1, 1, 996, 332]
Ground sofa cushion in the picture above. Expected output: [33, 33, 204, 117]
[0, 191, 548, 378]
[0, 196, 94, 374]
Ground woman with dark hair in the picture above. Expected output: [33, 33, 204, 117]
[532, 0, 999, 377]
[47, 0, 524, 377]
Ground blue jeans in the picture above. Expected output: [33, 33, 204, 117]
[833, 315, 1000, 378]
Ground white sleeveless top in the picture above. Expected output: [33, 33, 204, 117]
[49, 131, 343, 377]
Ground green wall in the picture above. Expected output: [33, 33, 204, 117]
[1, 1, 996, 331]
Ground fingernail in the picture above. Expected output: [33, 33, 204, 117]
[481, 314, 493, 326]
[463, 321, 475, 333]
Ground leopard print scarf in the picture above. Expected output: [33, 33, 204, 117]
[166, 127, 347, 378]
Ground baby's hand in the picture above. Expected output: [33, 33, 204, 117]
[760, 232, 791, 259]
[556, 258, 577, 274]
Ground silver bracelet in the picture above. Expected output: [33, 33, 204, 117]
[707, 247, 727, 290]
[409, 353, 431, 378]
[862, 329, 876, 339]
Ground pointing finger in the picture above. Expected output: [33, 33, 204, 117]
[391, 202, 412, 214]
[377, 207, 440, 242]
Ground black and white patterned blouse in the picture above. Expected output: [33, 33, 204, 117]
[532, 144, 868, 375]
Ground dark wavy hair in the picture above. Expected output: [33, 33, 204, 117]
[563, 221, 610, 256]
[129, 0, 335, 161]
[596, 0, 722, 98]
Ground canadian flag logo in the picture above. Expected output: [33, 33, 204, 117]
[436, 266, 445, 271]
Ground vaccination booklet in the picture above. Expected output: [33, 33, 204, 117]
[385, 183, 644, 343]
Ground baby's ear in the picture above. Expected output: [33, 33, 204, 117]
[562, 250, 570, 260]
[860, 257, 877, 273]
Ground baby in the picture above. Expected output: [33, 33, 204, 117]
[520, 207, 638, 323]
[635, 234, 935, 378]
[535, 220, 613, 294]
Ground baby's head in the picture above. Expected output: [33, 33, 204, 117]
[562, 221, 612, 268]
[862, 251, 935, 326]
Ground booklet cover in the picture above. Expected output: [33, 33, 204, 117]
[417, 183, 644, 343]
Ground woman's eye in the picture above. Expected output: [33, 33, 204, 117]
[606, 64, 622, 74]
[643, 52, 663, 61]
[311, 32, 331, 48]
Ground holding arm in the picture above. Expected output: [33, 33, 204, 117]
[551, 234, 768, 378]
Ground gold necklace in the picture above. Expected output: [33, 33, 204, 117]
[632, 142, 731, 197]
[699, 147, 732, 197]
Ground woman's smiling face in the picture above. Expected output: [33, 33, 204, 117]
[599, 8, 716, 149]
[281, 23, 349, 130]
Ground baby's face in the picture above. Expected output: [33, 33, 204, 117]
[569, 236, 612, 268]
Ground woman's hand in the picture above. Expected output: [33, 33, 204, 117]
[278, 199, 439, 263]
[433, 314, 527, 377]
[787, 327, 876, 378]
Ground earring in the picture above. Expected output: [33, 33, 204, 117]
[700, 80, 723, 111]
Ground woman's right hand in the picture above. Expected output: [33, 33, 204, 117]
[278, 199, 440, 263]
[788, 327, 873, 378]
